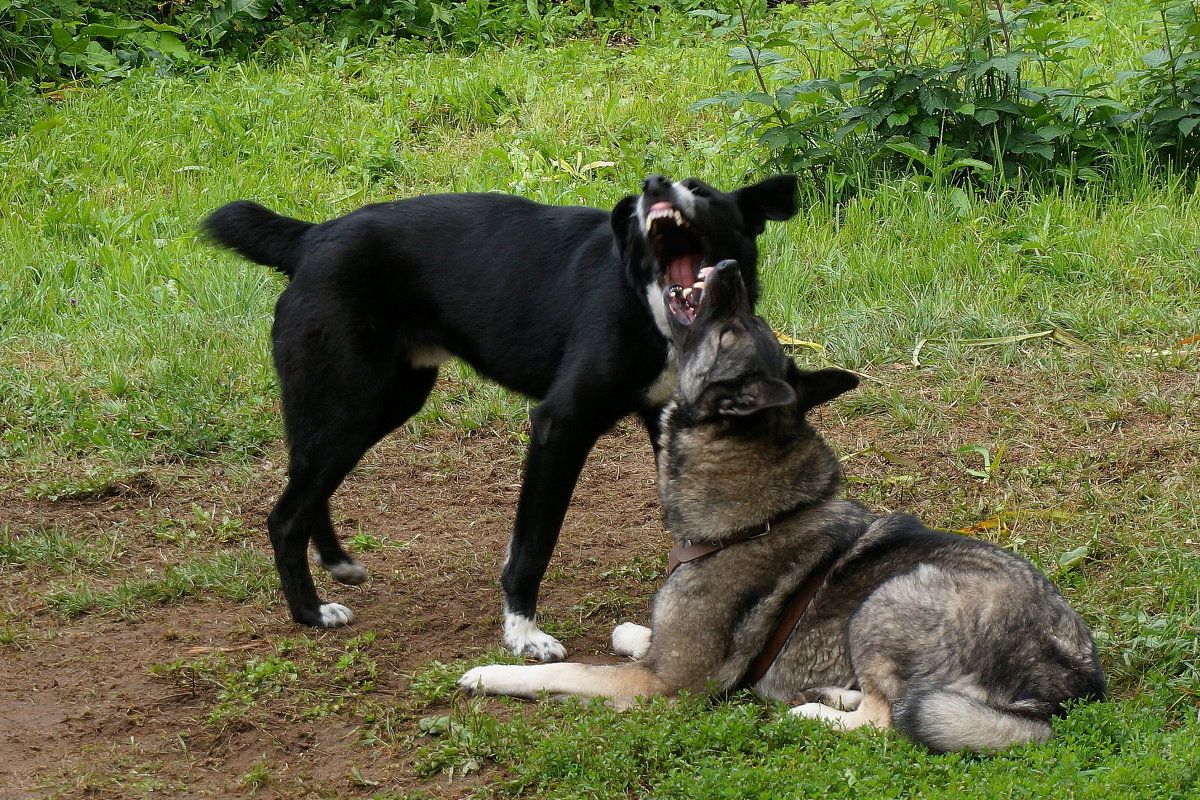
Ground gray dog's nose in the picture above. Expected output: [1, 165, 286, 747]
[642, 174, 670, 194]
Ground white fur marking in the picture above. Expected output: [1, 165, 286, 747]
[671, 181, 697, 216]
[504, 610, 566, 662]
[459, 664, 548, 698]
[641, 281, 677, 407]
[646, 280, 672, 337]
[611, 622, 652, 659]
[636, 180, 696, 235]
[326, 560, 368, 585]
[409, 344, 452, 369]
[317, 602, 354, 628]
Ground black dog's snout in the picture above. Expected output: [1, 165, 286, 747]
[642, 174, 671, 195]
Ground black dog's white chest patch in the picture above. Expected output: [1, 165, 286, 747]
[641, 279, 679, 407]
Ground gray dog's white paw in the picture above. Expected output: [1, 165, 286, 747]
[458, 665, 492, 695]
[789, 702, 852, 728]
[459, 664, 532, 697]
[611, 622, 652, 659]
[317, 602, 355, 628]
[503, 612, 566, 662]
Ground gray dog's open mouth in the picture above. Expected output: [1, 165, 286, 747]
[647, 201, 708, 296]
[666, 265, 715, 325]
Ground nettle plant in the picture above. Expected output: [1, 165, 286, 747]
[1118, 1, 1200, 162]
[693, 0, 1200, 184]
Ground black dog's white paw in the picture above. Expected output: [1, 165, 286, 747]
[317, 602, 355, 627]
[503, 613, 566, 662]
[314, 554, 369, 585]
[326, 560, 368, 585]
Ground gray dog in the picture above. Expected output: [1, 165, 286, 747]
[460, 260, 1105, 752]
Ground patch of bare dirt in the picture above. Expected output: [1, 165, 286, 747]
[0, 421, 665, 799]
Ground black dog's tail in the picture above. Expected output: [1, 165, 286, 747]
[202, 200, 313, 278]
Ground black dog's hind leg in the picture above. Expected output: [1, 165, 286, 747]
[501, 389, 624, 661]
[305, 364, 439, 584]
[270, 318, 438, 627]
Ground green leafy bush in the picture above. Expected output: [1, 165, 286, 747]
[693, 0, 1200, 185]
[0, 0, 193, 84]
[1, 0, 722, 92]
[1117, 1, 1200, 162]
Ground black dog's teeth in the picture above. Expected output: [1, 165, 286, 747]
[648, 207, 689, 230]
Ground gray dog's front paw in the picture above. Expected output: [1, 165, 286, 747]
[611, 622, 652, 659]
[458, 664, 537, 698]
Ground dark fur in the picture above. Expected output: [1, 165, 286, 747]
[460, 261, 1104, 752]
[202, 175, 799, 658]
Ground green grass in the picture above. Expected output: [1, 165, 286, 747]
[151, 632, 382, 725]
[0, 526, 122, 572]
[45, 546, 274, 619]
[415, 692, 1200, 799]
[3, 1, 1200, 796]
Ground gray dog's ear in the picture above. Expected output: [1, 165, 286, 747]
[791, 366, 859, 412]
[703, 376, 796, 417]
[734, 174, 799, 235]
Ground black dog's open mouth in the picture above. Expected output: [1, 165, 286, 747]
[647, 200, 708, 302]
[666, 265, 715, 326]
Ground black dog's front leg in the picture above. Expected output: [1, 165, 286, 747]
[638, 406, 664, 458]
[501, 398, 618, 661]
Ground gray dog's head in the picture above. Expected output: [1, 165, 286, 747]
[656, 260, 860, 540]
[663, 260, 858, 424]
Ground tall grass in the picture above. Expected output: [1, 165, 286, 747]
[4, 30, 1197, 487]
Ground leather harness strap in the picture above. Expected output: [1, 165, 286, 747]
[662, 503, 834, 689]
[739, 560, 833, 688]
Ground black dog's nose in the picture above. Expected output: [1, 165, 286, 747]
[642, 174, 671, 195]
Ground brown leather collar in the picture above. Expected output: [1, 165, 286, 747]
[666, 526, 766, 576]
[665, 504, 809, 578]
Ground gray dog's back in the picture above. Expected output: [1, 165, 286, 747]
[754, 510, 1104, 751]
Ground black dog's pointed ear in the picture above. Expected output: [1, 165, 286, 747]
[790, 366, 859, 412]
[734, 174, 799, 235]
[706, 377, 796, 417]
[610, 195, 639, 255]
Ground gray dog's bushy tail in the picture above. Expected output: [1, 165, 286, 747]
[892, 689, 1054, 753]
[202, 201, 313, 278]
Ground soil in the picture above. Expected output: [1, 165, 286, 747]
[1, 361, 1196, 798]
[0, 420, 668, 800]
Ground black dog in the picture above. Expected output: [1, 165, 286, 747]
[203, 174, 798, 660]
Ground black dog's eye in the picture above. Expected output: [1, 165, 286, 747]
[682, 179, 709, 197]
